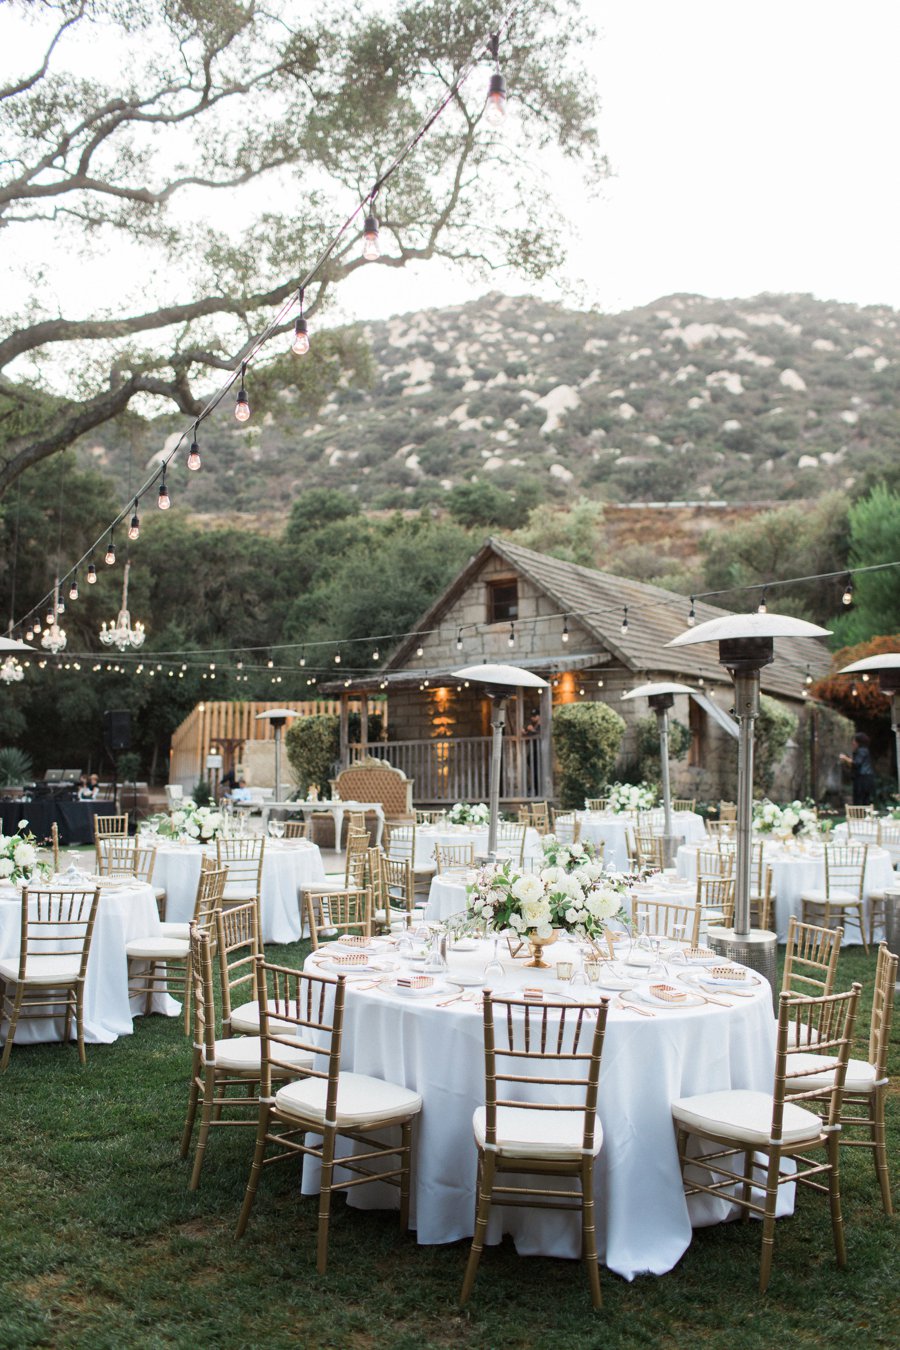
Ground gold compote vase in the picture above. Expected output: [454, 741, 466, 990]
[524, 929, 558, 969]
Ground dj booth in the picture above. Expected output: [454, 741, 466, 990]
[0, 799, 117, 845]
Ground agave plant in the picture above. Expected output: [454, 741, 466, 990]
[0, 746, 33, 787]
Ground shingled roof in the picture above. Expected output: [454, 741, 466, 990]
[383, 536, 832, 700]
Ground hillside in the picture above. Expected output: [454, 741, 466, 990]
[86, 291, 900, 514]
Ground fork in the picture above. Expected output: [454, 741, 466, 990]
[616, 996, 655, 1018]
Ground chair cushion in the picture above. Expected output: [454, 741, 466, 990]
[787, 1053, 878, 1095]
[473, 1105, 601, 1160]
[0, 955, 81, 985]
[229, 1000, 300, 1036]
[159, 921, 191, 940]
[301, 880, 346, 894]
[671, 1088, 822, 1147]
[800, 889, 859, 905]
[125, 936, 190, 959]
[213, 1035, 313, 1075]
[275, 1070, 422, 1129]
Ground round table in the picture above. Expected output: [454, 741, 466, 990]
[150, 838, 327, 944]
[414, 825, 542, 869]
[424, 874, 469, 922]
[577, 811, 707, 871]
[301, 935, 777, 1280]
[675, 840, 894, 942]
[0, 878, 174, 1044]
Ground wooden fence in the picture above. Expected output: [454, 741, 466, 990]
[169, 700, 353, 789]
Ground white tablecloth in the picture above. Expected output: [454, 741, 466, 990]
[577, 811, 707, 871]
[262, 800, 385, 847]
[675, 841, 894, 942]
[414, 825, 542, 869]
[0, 879, 171, 1044]
[424, 874, 469, 922]
[301, 936, 777, 1280]
[150, 840, 327, 944]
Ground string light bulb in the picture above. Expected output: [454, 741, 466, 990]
[87, 560, 97, 584]
[508, 621, 515, 648]
[187, 427, 201, 471]
[372, 648, 380, 662]
[842, 576, 853, 606]
[757, 589, 767, 615]
[805, 666, 813, 686]
[292, 289, 310, 355]
[234, 363, 250, 422]
[484, 33, 507, 126]
[562, 615, 569, 644]
[620, 605, 629, 636]
[362, 207, 380, 261]
[104, 533, 116, 566]
[334, 652, 341, 664]
[416, 640, 424, 657]
[68, 575, 79, 602]
[128, 500, 140, 540]
[158, 470, 171, 510]
[688, 597, 696, 626]
[456, 628, 463, 651]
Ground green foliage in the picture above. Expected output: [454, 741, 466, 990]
[117, 753, 142, 783]
[512, 500, 605, 568]
[830, 484, 900, 644]
[552, 702, 626, 809]
[192, 778, 213, 807]
[632, 714, 690, 786]
[285, 715, 339, 794]
[755, 695, 798, 792]
[446, 481, 539, 529]
[0, 745, 32, 786]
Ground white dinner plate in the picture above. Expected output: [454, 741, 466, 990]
[314, 958, 396, 976]
[385, 977, 453, 998]
[451, 971, 485, 987]
[591, 971, 636, 992]
[450, 938, 479, 952]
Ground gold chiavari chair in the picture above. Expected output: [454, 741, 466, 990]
[696, 848, 735, 880]
[415, 809, 445, 825]
[304, 887, 372, 950]
[634, 896, 700, 947]
[781, 917, 843, 1000]
[787, 944, 897, 1214]
[496, 821, 528, 867]
[517, 806, 531, 826]
[215, 902, 262, 1038]
[460, 991, 611, 1311]
[584, 798, 608, 812]
[50, 821, 60, 873]
[93, 812, 129, 868]
[236, 962, 423, 1271]
[216, 835, 265, 911]
[632, 827, 665, 872]
[551, 811, 582, 845]
[125, 863, 227, 1031]
[672, 983, 860, 1293]
[0, 885, 101, 1070]
[283, 819, 307, 839]
[800, 844, 869, 954]
[433, 841, 476, 873]
[718, 801, 737, 823]
[672, 798, 696, 814]
[704, 819, 734, 842]
[370, 849, 415, 931]
[96, 837, 154, 878]
[385, 821, 434, 897]
[696, 874, 735, 932]
[845, 804, 874, 823]
[529, 802, 551, 835]
[180, 925, 312, 1190]
[750, 865, 775, 932]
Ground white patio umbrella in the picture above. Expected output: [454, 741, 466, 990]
[452, 663, 549, 858]
[622, 681, 696, 865]
[667, 613, 831, 993]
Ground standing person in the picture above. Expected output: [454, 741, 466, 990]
[840, 732, 877, 806]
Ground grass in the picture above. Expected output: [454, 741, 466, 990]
[0, 943, 897, 1350]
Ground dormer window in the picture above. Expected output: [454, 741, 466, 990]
[487, 579, 518, 624]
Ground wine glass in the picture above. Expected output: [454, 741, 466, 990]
[483, 936, 505, 983]
[267, 818, 284, 840]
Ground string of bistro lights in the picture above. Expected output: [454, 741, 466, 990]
[13, 8, 519, 640]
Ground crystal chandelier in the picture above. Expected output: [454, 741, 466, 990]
[0, 656, 23, 684]
[100, 561, 145, 651]
[41, 581, 67, 654]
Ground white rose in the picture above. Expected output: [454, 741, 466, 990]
[17, 820, 29, 831]
[14, 843, 36, 868]
[521, 897, 551, 928]
[186, 823, 200, 838]
[511, 874, 544, 904]
[540, 866, 563, 886]
[565, 907, 578, 924]
[535, 922, 554, 940]
[0, 858, 13, 877]
[509, 912, 524, 931]
[570, 841, 584, 857]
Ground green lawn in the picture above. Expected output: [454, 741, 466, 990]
[0, 944, 897, 1350]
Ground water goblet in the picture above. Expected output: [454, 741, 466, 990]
[483, 936, 505, 983]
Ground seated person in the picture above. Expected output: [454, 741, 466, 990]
[229, 779, 252, 804]
[77, 773, 97, 800]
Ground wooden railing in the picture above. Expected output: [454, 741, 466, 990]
[349, 736, 543, 803]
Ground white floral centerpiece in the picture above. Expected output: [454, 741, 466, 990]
[0, 823, 47, 885]
[753, 798, 818, 840]
[541, 833, 599, 872]
[447, 801, 490, 826]
[468, 856, 629, 966]
[606, 782, 657, 813]
[154, 800, 226, 842]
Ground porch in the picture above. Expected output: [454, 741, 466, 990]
[348, 734, 545, 806]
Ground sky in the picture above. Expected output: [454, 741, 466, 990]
[4, 0, 900, 335]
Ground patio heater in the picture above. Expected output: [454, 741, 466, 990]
[255, 708, 298, 805]
[667, 613, 831, 998]
[836, 651, 900, 795]
[621, 681, 696, 868]
[452, 663, 549, 859]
